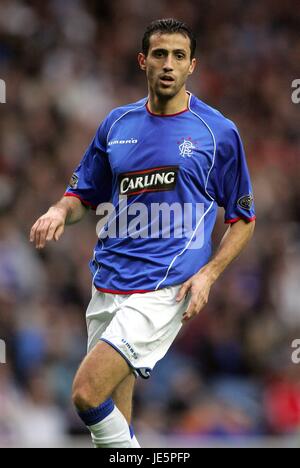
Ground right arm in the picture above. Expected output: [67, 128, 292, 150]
[30, 196, 87, 249]
[31, 115, 113, 250]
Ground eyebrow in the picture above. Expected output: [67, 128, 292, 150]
[151, 48, 187, 54]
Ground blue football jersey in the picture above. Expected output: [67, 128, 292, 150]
[65, 92, 256, 294]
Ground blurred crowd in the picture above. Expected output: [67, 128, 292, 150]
[0, 0, 300, 447]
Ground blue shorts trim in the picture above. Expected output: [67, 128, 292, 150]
[100, 338, 152, 380]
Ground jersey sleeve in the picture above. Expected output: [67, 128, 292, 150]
[208, 124, 256, 224]
[64, 120, 112, 210]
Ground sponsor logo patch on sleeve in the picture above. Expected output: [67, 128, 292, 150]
[69, 173, 79, 189]
[237, 194, 254, 211]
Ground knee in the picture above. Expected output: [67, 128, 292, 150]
[72, 379, 99, 412]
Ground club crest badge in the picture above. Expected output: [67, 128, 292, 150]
[178, 137, 197, 158]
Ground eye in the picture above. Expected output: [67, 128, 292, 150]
[154, 51, 164, 58]
[176, 54, 185, 60]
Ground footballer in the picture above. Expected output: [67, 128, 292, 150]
[30, 19, 256, 448]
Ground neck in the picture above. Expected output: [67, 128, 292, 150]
[147, 88, 189, 115]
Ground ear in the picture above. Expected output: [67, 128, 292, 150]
[188, 58, 197, 76]
[138, 53, 147, 71]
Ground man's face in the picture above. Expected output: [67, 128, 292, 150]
[138, 33, 196, 99]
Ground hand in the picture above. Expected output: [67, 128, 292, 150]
[30, 206, 67, 249]
[176, 268, 214, 323]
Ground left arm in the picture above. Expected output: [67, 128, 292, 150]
[176, 219, 256, 323]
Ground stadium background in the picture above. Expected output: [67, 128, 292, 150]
[0, 0, 300, 448]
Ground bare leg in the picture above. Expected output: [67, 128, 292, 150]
[112, 374, 136, 424]
[72, 341, 132, 411]
[72, 341, 138, 448]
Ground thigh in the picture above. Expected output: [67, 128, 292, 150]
[74, 340, 133, 408]
[112, 374, 136, 425]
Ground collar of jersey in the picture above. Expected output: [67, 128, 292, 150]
[146, 91, 192, 117]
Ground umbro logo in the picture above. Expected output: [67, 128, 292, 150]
[121, 339, 138, 360]
[108, 138, 138, 146]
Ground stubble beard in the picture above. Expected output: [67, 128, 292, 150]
[153, 80, 183, 102]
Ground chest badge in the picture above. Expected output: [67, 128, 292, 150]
[178, 137, 197, 158]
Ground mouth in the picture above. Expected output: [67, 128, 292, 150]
[159, 75, 175, 86]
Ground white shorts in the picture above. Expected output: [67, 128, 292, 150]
[86, 284, 190, 379]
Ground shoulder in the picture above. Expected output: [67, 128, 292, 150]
[94, 98, 147, 145]
[95, 98, 147, 151]
[189, 94, 239, 143]
[103, 97, 147, 128]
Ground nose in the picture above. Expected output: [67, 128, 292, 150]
[163, 55, 174, 72]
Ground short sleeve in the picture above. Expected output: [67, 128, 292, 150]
[208, 124, 256, 224]
[64, 121, 112, 210]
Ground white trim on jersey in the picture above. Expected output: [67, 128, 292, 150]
[106, 101, 147, 145]
[92, 239, 103, 286]
[98, 101, 149, 239]
[155, 201, 215, 290]
[188, 93, 217, 203]
[93, 101, 147, 289]
[155, 94, 217, 290]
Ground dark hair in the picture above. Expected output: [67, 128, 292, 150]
[142, 18, 196, 60]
